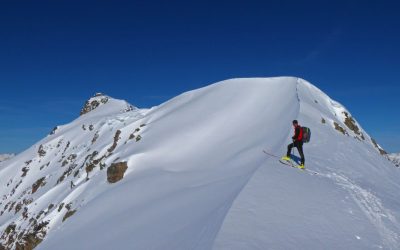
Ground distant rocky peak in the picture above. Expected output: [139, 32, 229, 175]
[80, 93, 110, 115]
[0, 153, 15, 162]
[79, 93, 137, 117]
[388, 153, 400, 167]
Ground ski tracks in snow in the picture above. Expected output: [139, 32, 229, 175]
[322, 172, 400, 249]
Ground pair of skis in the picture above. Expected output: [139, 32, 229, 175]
[262, 150, 318, 175]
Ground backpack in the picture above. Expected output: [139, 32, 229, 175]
[302, 127, 311, 143]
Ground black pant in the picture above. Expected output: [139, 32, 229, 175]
[287, 141, 305, 165]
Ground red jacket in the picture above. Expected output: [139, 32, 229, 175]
[292, 125, 303, 142]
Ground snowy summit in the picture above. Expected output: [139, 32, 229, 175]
[0, 77, 399, 250]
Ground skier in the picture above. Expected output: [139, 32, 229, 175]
[281, 120, 305, 169]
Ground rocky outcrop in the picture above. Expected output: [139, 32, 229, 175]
[1, 220, 48, 250]
[32, 177, 46, 194]
[125, 125, 145, 143]
[107, 130, 121, 153]
[62, 210, 76, 222]
[38, 145, 46, 157]
[371, 138, 387, 155]
[49, 126, 58, 135]
[342, 112, 365, 140]
[107, 162, 128, 183]
[334, 122, 347, 135]
[80, 93, 109, 116]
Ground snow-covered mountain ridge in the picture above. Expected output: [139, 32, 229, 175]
[0, 78, 399, 250]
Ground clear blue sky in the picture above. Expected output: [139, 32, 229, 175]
[1, 0, 399, 153]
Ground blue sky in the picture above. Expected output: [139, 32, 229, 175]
[1, 0, 399, 153]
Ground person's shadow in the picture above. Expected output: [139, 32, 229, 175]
[290, 154, 302, 165]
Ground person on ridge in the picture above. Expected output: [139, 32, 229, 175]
[282, 120, 305, 169]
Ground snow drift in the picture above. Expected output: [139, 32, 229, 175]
[0, 77, 399, 250]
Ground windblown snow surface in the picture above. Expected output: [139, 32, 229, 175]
[0, 77, 399, 250]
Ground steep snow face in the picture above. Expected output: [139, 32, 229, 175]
[1, 77, 399, 250]
[0, 154, 14, 163]
[388, 153, 400, 167]
[214, 78, 400, 250]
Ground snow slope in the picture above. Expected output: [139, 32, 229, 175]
[388, 153, 400, 167]
[1, 78, 399, 250]
[214, 79, 400, 249]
